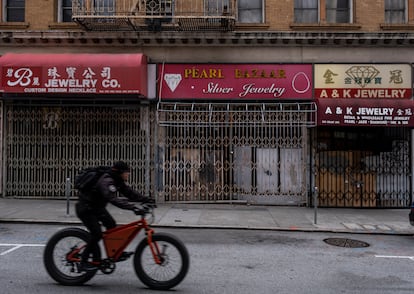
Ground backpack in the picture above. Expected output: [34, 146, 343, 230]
[74, 166, 110, 192]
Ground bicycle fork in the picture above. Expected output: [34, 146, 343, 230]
[146, 229, 165, 265]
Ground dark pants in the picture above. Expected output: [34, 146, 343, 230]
[75, 202, 116, 262]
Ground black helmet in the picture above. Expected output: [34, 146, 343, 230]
[112, 161, 131, 173]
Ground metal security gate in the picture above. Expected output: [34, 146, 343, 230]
[314, 127, 411, 208]
[3, 102, 152, 198]
[157, 102, 317, 204]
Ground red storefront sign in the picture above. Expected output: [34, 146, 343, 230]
[159, 64, 313, 100]
[0, 53, 148, 96]
[317, 98, 414, 127]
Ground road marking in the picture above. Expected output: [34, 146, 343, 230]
[375, 255, 414, 261]
[0, 243, 45, 255]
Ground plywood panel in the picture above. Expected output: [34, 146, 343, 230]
[280, 148, 303, 194]
[233, 146, 252, 193]
[256, 148, 278, 194]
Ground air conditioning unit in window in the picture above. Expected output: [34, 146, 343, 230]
[145, 0, 173, 30]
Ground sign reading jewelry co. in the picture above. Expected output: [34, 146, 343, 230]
[159, 64, 313, 100]
[315, 64, 412, 99]
[0, 53, 148, 96]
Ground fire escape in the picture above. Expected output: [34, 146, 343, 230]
[72, 0, 236, 32]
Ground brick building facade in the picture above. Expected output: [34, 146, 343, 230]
[0, 0, 413, 208]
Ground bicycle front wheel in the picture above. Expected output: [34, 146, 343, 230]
[43, 228, 101, 286]
[133, 232, 190, 290]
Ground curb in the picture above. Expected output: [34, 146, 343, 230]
[1, 218, 413, 236]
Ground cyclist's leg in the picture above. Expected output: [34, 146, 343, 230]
[81, 217, 102, 260]
[76, 204, 103, 268]
[98, 208, 133, 260]
[98, 208, 117, 230]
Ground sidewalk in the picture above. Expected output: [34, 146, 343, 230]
[0, 198, 413, 235]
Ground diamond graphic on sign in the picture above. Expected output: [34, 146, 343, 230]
[345, 66, 380, 88]
[164, 74, 182, 92]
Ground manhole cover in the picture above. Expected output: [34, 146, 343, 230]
[323, 238, 369, 248]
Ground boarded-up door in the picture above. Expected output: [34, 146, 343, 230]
[280, 148, 303, 195]
[233, 146, 252, 194]
[256, 148, 279, 194]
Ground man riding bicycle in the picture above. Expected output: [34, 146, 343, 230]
[75, 161, 152, 272]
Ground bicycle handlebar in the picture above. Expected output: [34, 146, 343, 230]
[133, 203, 157, 216]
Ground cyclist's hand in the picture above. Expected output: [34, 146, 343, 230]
[133, 206, 144, 215]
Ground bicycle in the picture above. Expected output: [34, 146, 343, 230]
[43, 203, 190, 290]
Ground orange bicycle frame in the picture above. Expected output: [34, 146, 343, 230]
[102, 217, 162, 264]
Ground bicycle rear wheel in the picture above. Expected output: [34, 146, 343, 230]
[133, 232, 190, 290]
[43, 228, 101, 286]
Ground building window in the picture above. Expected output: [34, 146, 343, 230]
[205, 0, 228, 15]
[4, 0, 25, 22]
[238, 0, 263, 23]
[59, 0, 73, 22]
[326, 0, 351, 23]
[385, 0, 406, 24]
[94, 0, 114, 16]
[294, 0, 318, 23]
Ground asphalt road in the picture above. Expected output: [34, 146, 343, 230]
[1, 223, 414, 294]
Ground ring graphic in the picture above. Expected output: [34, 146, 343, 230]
[292, 72, 311, 94]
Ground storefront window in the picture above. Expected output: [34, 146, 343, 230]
[316, 127, 411, 208]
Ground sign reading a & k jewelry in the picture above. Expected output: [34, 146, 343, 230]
[159, 64, 313, 100]
[317, 98, 414, 127]
[315, 64, 412, 99]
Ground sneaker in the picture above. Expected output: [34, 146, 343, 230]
[118, 251, 134, 261]
[79, 261, 98, 272]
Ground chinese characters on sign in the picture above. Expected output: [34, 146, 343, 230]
[315, 64, 412, 99]
[4, 66, 127, 94]
[160, 64, 313, 100]
[0, 54, 148, 95]
[317, 99, 414, 127]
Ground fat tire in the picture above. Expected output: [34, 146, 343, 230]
[133, 232, 190, 290]
[43, 227, 101, 286]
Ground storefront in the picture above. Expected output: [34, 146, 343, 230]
[156, 63, 317, 204]
[0, 53, 153, 198]
[314, 64, 413, 208]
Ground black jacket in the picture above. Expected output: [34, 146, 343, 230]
[79, 172, 147, 210]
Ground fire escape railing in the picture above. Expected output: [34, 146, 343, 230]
[72, 0, 237, 31]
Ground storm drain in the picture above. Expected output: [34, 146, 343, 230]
[323, 238, 370, 248]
